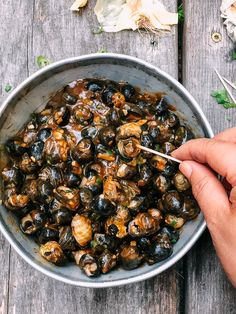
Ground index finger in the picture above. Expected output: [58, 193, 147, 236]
[172, 138, 236, 186]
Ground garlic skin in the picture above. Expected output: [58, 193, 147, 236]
[221, 0, 236, 41]
[71, 0, 88, 12]
[94, 0, 178, 33]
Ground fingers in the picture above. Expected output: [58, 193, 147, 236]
[179, 161, 231, 226]
[172, 138, 236, 186]
[229, 186, 236, 210]
[214, 127, 236, 143]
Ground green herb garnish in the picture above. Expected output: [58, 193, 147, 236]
[96, 177, 103, 185]
[92, 25, 104, 34]
[170, 220, 178, 228]
[36, 55, 51, 68]
[225, 116, 232, 122]
[233, 51, 236, 60]
[178, 4, 184, 23]
[106, 149, 113, 155]
[4, 83, 12, 93]
[211, 89, 236, 109]
[97, 48, 108, 53]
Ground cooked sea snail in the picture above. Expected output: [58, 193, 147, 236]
[1, 78, 199, 277]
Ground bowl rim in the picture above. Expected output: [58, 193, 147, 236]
[0, 53, 214, 288]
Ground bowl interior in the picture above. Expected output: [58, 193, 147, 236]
[0, 55, 211, 287]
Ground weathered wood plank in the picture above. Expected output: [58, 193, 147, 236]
[183, 0, 236, 313]
[4, 1, 182, 314]
[0, 1, 34, 313]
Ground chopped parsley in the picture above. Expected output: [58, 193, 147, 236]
[92, 25, 104, 34]
[211, 89, 236, 109]
[178, 4, 184, 23]
[97, 48, 108, 53]
[225, 116, 232, 122]
[106, 149, 113, 155]
[4, 83, 12, 93]
[233, 50, 236, 60]
[96, 177, 103, 185]
[36, 55, 51, 68]
[170, 219, 178, 228]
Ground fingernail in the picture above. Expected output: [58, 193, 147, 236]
[179, 162, 192, 179]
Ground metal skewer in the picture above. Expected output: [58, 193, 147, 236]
[136, 144, 182, 163]
[214, 68, 236, 104]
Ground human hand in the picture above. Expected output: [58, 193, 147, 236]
[172, 127, 236, 287]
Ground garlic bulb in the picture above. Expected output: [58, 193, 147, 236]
[94, 0, 178, 33]
[221, 0, 236, 41]
[71, 0, 88, 12]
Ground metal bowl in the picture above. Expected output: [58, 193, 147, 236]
[0, 54, 213, 288]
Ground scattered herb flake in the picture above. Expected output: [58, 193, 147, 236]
[225, 116, 232, 122]
[4, 83, 12, 93]
[170, 220, 178, 228]
[211, 89, 236, 109]
[36, 55, 51, 68]
[92, 25, 104, 34]
[233, 51, 236, 60]
[106, 149, 113, 155]
[97, 48, 108, 53]
[96, 177, 103, 185]
[178, 4, 184, 23]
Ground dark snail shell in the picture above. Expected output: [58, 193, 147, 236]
[127, 195, 151, 215]
[29, 140, 44, 162]
[120, 242, 143, 270]
[154, 174, 171, 194]
[73, 105, 93, 123]
[5, 138, 28, 157]
[121, 83, 136, 101]
[19, 153, 39, 174]
[162, 190, 183, 215]
[117, 137, 141, 158]
[180, 198, 200, 220]
[63, 92, 78, 105]
[79, 253, 100, 277]
[153, 97, 168, 115]
[146, 239, 173, 265]
[86, 80, 104, 92]
[20, 210, 47, 234]
[37, 128, 52, 142]
[92, 194, 116, 216]
[101, 85, 118, 106]
[173, 171, 191, 192]
[1, 167, 24, 186]
[72, 138, 94, 163]
[137, 164, 153, 187]
[38, 166, 63, 187]
[53, 106, 70, 126]
[40, 241, 67, 265]
[37, 225, 59, 244]
[53, 208, 73, 225]
[59, 226, 77, 251]
[128, 213, 160, 237]
[98, 251, 117, 274]
[98, 126, 116, 147]
[117, 164, 137, 179]
[174, 126, 194, 146]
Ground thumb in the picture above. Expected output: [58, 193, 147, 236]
[179, 161, 230, 226]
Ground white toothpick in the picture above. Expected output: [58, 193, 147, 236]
[214, 68, 236, 104]
[222, 76, 236, 91]
[136, 144, 182, 163]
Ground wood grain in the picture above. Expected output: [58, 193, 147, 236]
[183, 0, 236, 313]
[0, 1, 183, 314]
[0, 1, 34, 313]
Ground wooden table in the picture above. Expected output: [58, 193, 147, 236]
[0, 1, 236, 313]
